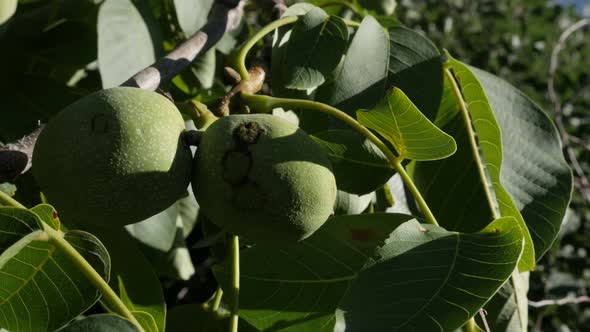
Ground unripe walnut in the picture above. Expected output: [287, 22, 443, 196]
[193, 114, 336, 244]
[33, 87, 193, 227]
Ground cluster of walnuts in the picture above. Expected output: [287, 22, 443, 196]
[33, 87, 337, 245]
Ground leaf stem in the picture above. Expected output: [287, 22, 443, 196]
[43, 226, 144, 331]
[240, 93, 439, 226]
[241, 93, 398, 163]
[444, 67, 499, 219]
[393, 161, 438, 226]
[212, 287, 223, 312]
[236, 15, 298, 80]
[0, 190, 26, 209]
[465, 317, 480, 332]
[0, 192, 143, 330]
[235, 14, 361, 81]
[229, 235, 240, 332]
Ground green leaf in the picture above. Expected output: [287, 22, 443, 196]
[214, 213, 414, 331]
[98, 0, 158, 88]
[87, 226, 165, 332]
[412, 57, 536, 271]
[30, 204, 60, 231]
[282, 8, 349, 90]
[311, 129, 393, 195]
[0, 207, 110, 332]
[357, 87, 456, 161]
[191, 48, 216, 90]
[270, 3, 317, 100]
[173, 0, 214, 36]
[166, 304, 259, 332]
[334, 190, 373, 215]
[476, 271, 529, 332]
[339, 217, 524, 331]
[316, 15, 389, 116]
[126, 203, 178, 252]
[57, 314, 141, 332]
[472, 67, 573, 262]
[388, 26, 443, 121]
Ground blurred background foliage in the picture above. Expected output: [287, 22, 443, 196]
[0, 0, 588, 330]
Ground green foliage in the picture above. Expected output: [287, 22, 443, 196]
[0, 1, 579, 331]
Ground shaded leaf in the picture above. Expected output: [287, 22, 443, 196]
[311, 129, 393, 195]
[166, 304, 258, 332]
[316, 15, 389, 116]
[334, 190, 373, 215]
[282, 8, 348, 90]
[357, 87, 456, 161]
[214, 213, 414, 331]
[388, 26, 443, 121]
[477, 271, 529, 332]
[98, 0, 158, 88]
[86, 226, 165, 332]
[173, 0, 214, 36]
[57, 314, 140, 332]
[339, 217, 523, 331]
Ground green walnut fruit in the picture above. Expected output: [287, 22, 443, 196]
[33, 87, 193, 227]
[193, 114, 337, 244]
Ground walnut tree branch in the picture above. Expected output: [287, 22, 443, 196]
[0, 0, 245, 183]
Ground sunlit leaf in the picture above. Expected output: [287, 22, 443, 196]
[472, 67, 573, 263]
[0, 207, 110, 332]
[412, 57, 536, 271]
[357, 87, 456, 161]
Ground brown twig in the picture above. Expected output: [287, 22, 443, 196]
[0, 0, 246, 182]
[547, 18, 590, 206]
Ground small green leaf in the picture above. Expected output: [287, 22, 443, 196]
[0, 208, 110, 332]
[166, 304, 258, 332]
[311, 129, 393, 195]
[282, 8, 349, 90]
[339, 217, 524, 331]
[57, 314, 141, 332]
[0, 183, 16, 198]
[357, 87, 456, 161]
[98, 0, 159, 88]
[30, 204, 60, 231]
